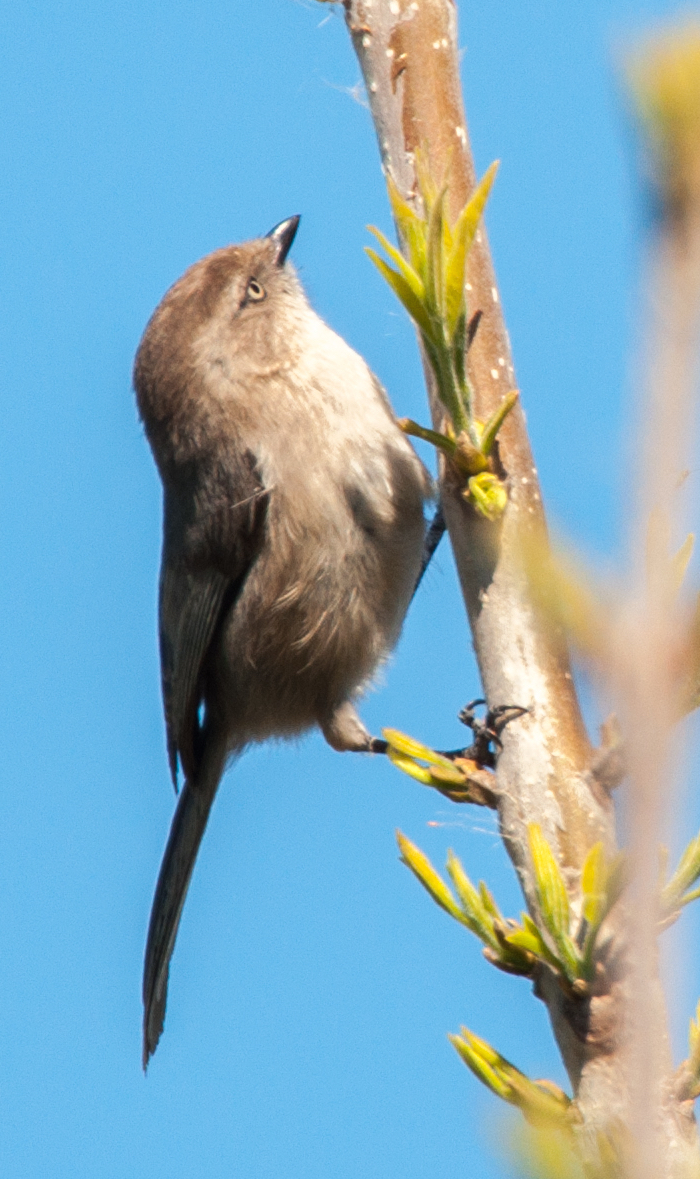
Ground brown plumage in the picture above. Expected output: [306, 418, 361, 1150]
[135, 217, 430, 1067]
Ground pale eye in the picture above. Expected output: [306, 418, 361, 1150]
[245, 278, 266, 303]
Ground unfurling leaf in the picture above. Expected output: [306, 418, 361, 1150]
[528, 824, 570, 938]
[581, 842, 606, 925]
[446, 850, 501, 949]
[444, 160, 499, 337]
[396, 831, 464, 922]
[386, 173, 426, 271]
[425, 186, 448, 316]
[579, 844, 627, 979]
[449, 1028, 513, 1101]
[387, 748, 444, 786]
[479, 880, 500, 920]
[364, 248, 434, 340]
[505, 912, 565, 974]
[398, 418, 457, 457]
[450, 1026, 572, 1127]
[528, 825, 580, 981]
[478, 390, 519, 457]
[366, 225, 424, 300]
[506, 918, 550, 962]
[383, 727, 459, 771]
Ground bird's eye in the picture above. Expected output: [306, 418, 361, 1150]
[244, 278, 266, 303]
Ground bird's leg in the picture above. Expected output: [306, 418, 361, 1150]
[321, 701, 382, 753]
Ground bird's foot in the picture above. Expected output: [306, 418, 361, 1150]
[444, 698, 529, 768]
[363, 700, 528, 770]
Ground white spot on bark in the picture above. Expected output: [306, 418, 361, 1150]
[389, 0, 400, 11]
[498, 357, 505, 366]
[521, 477, 529, 485]
[386, 47, 395, 57]
[370, 80, 378, 92]
[491, 368, 499, 380]
[476, 230, 482, 243]
[491, 287, 499, 302]
[433, 39, 441, 48]
[455, 126, 467, 144]
[465, 282, 472, 291]
[441, 37, 448, 47]
[363, 34, 371, 47]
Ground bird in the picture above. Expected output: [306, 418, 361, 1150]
[134, 216, 431, 1066]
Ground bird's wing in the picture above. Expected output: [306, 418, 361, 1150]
[158, 446, 269, 786]
[159, 562, 230, 785]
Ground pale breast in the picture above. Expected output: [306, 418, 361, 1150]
[205, 304, 429, 745]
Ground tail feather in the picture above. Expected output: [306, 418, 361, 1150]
[142, 746, 225, 1068]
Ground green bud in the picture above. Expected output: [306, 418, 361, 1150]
[466, 472, 508, 520]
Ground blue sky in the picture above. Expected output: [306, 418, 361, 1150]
[2, 2, 699, 1176]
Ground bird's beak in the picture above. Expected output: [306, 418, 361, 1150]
[266, 216, 301, 267]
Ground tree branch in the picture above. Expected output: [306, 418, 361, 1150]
[327, 2, 700, 1168]
[343, 0, 610, 870]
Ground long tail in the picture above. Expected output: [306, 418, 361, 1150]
[142, 743, 226, 1068]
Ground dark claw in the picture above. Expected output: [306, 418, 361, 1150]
[456, 700, 529, 768]
[458, 697, 487, 727]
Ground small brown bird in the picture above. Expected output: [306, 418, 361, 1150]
[135, 217, 430, 1066]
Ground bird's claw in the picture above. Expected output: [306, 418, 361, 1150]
[454, 698, 529, 768]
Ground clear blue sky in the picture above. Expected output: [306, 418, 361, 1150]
[2, 2, 699, 1176]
